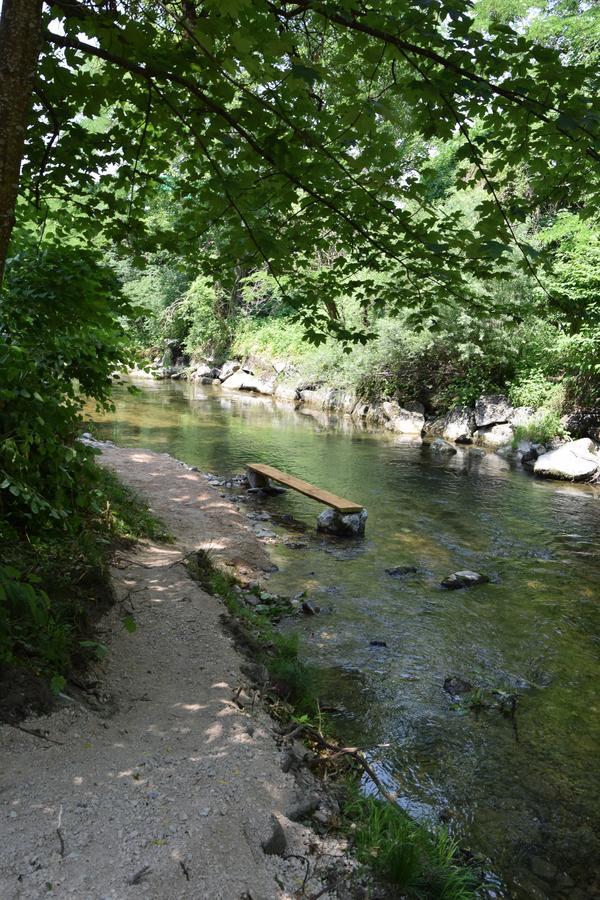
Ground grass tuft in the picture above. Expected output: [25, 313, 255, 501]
[345, 787, 476, 899]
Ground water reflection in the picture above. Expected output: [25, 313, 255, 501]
[91, 379, 600, 899]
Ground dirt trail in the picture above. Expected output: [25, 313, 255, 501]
[0, 446, 350, 899]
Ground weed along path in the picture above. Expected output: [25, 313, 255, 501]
[0, 445, 352, 900]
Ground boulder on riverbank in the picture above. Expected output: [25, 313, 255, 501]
[475, 394, 513, 428]
[382, 400, 425, 435]
[221, 370, 274, 394]
[534, 438, 600, 481]
[474, 423, 514, 447]
[218, 360, 241, 380]
[316, 507, 368, 537]
[442, 406, 475, 443]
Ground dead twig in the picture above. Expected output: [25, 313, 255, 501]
[285, 725, 398, 807]
[7, 724, 63, 746]
[128, 865, 151, 885]
[179, 860, 190, 881]
[56, 805, 65, 858]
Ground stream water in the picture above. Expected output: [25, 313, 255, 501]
[91, 378, 600, 899]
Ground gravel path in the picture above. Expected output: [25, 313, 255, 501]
[0, 446, 352, 899]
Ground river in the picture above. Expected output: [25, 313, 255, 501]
[91, 378, 600, 899]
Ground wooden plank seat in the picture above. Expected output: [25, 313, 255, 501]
[246, 463, 363, 514]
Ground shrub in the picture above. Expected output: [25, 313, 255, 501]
[508, 369, 565, 411]
[180, 275, 233, 359]
[512, 410, 567, 447]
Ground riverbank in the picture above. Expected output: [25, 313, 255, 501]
[0, 445, 359, 900]
[131, 357, 600, 484]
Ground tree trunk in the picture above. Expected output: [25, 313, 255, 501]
[0, 0, 43, 285]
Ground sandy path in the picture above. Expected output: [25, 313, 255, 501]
[0, 447, 348, 899]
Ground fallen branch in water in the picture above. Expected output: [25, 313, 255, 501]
[283, 724, 398, 808]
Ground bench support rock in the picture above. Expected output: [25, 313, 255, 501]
[316, 507, 368, 537]
[247, 469, 271, 489]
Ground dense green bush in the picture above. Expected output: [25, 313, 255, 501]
[0, 241, 150, 690]
[180, 275, 233, 359]
[0, 242, 134, 530]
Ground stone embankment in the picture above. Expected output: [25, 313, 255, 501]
[133, 351, 600, 484]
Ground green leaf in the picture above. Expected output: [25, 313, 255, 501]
[122, 615, 137, 634]
[50, 674, 66, 695]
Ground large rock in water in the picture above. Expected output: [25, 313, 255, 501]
[534, 438, 600, 481]
[218, 360, 241, 380]
[442, 406, 475, 443]
[474, 423, 514, 447]
[317, 507, 367, 536]
[441, 571, 489, 590]
[475, 394, 513, 427]
[382, 401, 425, 435]
[221, 370, 273, 394]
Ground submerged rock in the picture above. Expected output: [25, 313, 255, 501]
[385, 565, 418, 577]
[443, 676, 473, 696]
[316, 507, 368, 537]
[430, 437, 458, 454]
[301, 600, 319, 615]
[441, 570, 490, 590]
[534, 438, 600, 481]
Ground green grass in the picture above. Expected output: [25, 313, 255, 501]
[187, 548, 321, 716]
[95, 467, 173, 543]
[345, 788, 476, 899]
[512, 409, 568, 447]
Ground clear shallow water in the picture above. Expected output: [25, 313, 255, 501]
[91, 379, 600, 898]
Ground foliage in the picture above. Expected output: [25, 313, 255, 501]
[6, 0, 596, 342]
[180, 275, 233, 359]
[0, 566, 71, 680]
[512, 411, 568, 447]
[118, 255, 190, 348]
[187, 549, 321, 714]
[0, 465, 169, 690]
[0, 241, 135, 530]
[508, 370, 565, 411]
[345, 788, 476, 899]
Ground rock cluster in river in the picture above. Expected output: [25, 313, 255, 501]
[134, 352, 600, 483]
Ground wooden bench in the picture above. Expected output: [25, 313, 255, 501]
[246, 463, 363, 514]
